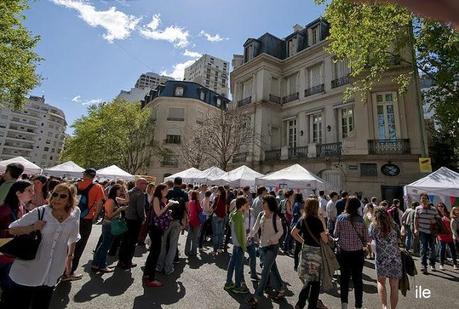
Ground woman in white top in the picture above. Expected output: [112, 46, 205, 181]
[4, 183, 80, 309]
[247, 195, 284, 306]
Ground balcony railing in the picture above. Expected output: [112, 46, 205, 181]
[331, 76, 351, 88]
[264, 149, 281, 161]
[317, 142, 342, 158]
[160, 157, 178, 167]
[282, 92, 299, 104]
[269, 94, 281, 104]
[304, 84, 325, 97]
[233, 152, 248, 163]
[288, 146, 308, 159]
[237, 96, 252, 107]
[368, 139, 410, 155]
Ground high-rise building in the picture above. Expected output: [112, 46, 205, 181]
[184, 54, 229, 97]
[0, 96, 67, 168]
[134, 72, 174, 90]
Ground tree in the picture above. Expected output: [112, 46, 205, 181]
[0, 1, 41, 110]
[61, 99, 158, 174]
[196, 108, 258, 171]
[178, 136, 207, 169]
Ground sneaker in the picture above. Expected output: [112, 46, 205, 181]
[430, 265, 436, 272]
[61, 273, 83, 281]
[224, 283, 235, 291]
[99, 267, 115, 273]
[144, 279, 163, 288]
[232, 286, 250, 294]
[439, 264, 445, 271]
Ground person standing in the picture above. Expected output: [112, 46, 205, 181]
[401, 202, 418, 252]
[335, 192, 349, 217]
[212, 186, 227, 255]
[65, 168, 105, 281]
[0, 163, 24, 204]
[199, 191, 213, 249]
[117, 178, 148, 269]
[414, 193, 438, 273]
[29, 175, 48, 210]
[318, 191, 328, 225]
[436, 202, 458, 270]
[451, 206, 459, 257]
[185, 191, 202, 257]
[252, 187, 267, 219]
[369, 207, 402, 309]
[326, 192, 339, 235]
[245, 201, 258, 281]
[292, 193, 305, 271]
[334, 197, 369, 309]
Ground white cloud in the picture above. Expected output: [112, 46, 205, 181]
[140, 14, 189, 48]
[71, 95, 81, 102]
[199, 30, 228, 42]
[183, 49, 202, 58]
[81, 98, 103, 106]
[160, 59, 196, 80]
[52, 0, 141, 42]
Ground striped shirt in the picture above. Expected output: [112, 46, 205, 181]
[415, 205, 437, 234]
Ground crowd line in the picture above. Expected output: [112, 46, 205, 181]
[0, 162, 458, 309]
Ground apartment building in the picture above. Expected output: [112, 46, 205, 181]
[230, 18, 427, 200]
[184, 54, 229, 97]
[134, 72, 174, 90]
[0, 96, 67, 168]
[141, 80, 229, 180]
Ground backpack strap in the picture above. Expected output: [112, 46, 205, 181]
[273, 213, 278, 233]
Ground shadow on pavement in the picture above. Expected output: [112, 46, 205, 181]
[132, 281, 186, 308]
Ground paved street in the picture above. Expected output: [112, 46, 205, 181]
[50, 225, 459, 309]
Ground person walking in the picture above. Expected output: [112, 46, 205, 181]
[185, 191, 202, 257]
[212, 186, 227, 255]
[369, 207, 402, 309]
[335, 192, 349, 217]
[436, 202, 458, 270]
[334, 196, 369, 309]
[326, 192, 339, 235]
[292, 193, 305, 271]
[0, 163, 24, 204]
[452, 206, 459, 257]
[414, 193, 438, 273]
[199, 191, 213, 249]
[401, 202, 418, 253]
[118, 178, 148, 269]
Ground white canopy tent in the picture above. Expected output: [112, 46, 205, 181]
[44, 161, 85, 178]
[194, 166, 226, 185]
[255, 164, 330, 191]
[164, 167, 202, 183]
[404, 167, 459, 207]
[212, 165, 264, 188]
[96, 165, 135, 181]
[0, 156, 42, 175]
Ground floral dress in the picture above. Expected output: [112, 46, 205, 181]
[369, 224, 402, 279]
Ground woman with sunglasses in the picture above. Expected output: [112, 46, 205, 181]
[3, 183, 80, 309]
[436, 202, 458, 270]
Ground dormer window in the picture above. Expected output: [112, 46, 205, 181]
[216, 98, 222, 107]
[287, 37, 297, 57]
[174, 86, 184, 96]
[200, 90, 206, 101]
[311, 26, 320, 45]
[244, 44, 254, 62]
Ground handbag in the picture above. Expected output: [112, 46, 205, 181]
[0, 208, 45, 260]
[152, 209, 173, 232]
[111, 217, 128, 236]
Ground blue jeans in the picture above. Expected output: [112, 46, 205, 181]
[212, 216, 225, 252]
[185, 225, 200, 255]
[419, 231, 436, 267]
[157, 220, 181, 273]
[255, 245, 282, 298]
[404, 225, 413, 251]
[439, 241, 457, 266]
[328, 219, 336, 235]
[226, 246, 244, 287]
[92, 222, 113, 268]
[247, 243, 257, 276]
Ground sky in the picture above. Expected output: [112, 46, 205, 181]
[24, 0, 325, 134]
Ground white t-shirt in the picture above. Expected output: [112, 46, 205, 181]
[319, 197, 328, 218]
[9, 205, 81, 287]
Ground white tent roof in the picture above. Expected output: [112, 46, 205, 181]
[194, 166, 226, 184]
[404, 167, 459, 198]
[44, 161, 85, 178]
[164, 167, 202, 183]
[96, 165, 134, 181]
[255, 164, 329, 190]
[213, 165, 264, 188]
[0, 156, 42, 175]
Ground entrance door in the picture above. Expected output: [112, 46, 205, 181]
[321, 170, 342, 192]
[381, 185, 404, 209]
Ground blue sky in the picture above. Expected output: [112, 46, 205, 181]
[24, 0, 325, 134]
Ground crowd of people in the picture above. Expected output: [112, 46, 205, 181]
[0, 161, 458, 309]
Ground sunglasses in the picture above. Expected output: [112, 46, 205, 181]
[52, 192, 69, 199]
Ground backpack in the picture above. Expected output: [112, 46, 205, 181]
[77, 183, 95, 218]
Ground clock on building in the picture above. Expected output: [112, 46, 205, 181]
[381, 163, 400, 176]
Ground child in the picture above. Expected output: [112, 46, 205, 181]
[224, 196, 249, 294]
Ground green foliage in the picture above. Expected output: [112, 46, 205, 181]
[0, 0, 41, 109]
[62, 99, 157, 174]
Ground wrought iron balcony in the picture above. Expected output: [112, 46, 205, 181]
[317, 142, 342, 158]
[368, 139, 410, 155]
[304, 84, 325, 97]
[288, 146, 308, 160]
[237, 96, 252, 107]
[269, 94, 281, 104]
[331, 76, 351, 88]
[233, 152, 248, 163]
[264, 149, 281, 161]
[282, 92, 299, 104]
[160, 157, 178, 167]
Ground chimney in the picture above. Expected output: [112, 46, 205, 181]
[293, 24, 303, 32]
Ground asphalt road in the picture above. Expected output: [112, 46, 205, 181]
[49, 225, 459, 309]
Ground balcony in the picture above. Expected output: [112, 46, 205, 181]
[331, 76, 351, 88]
[282, 92, 299, 104]
[269, 94, 281, 104]
[317, 142, 342, 158]
[288, 146, 308, 160]
[3, 143, 33, 150]
[304, 84, 325, 97]
[237, 96, 252, 107]
[166, 117, 185, 121]
[368, 139, 410, 155]
[233, 152, 248, 163]
[160, 157, 178, 167]
[264, 149, 281, 161]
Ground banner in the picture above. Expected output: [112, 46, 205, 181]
[419, 158, 432, 173]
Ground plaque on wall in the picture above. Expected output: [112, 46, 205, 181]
[381, 163, 400, 176]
